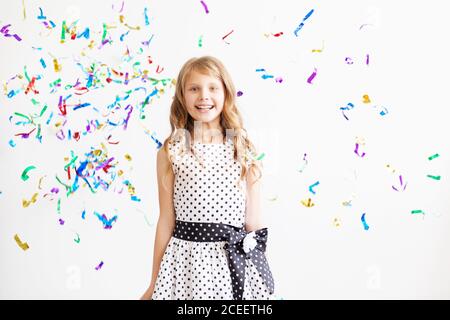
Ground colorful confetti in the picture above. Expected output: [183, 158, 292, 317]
[294, 9, 314, 37]
[200, 1, 209, 14]
[301, 198, 314, 207]
[21, 165, 37, 181]
[14, 234, 30, 251]
[307, 68, 317, 84]
[95, 261, 104, 270]
[308, 181, 320, 195]
[361, 213, 369, 230]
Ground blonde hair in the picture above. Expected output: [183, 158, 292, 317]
[162, 56, 262, 187]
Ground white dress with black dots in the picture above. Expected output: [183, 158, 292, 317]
[151, 138, 272, 300]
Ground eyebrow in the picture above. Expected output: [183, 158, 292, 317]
[186, 82, 221, 87]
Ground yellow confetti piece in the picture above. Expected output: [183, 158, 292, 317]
[124, 154, 132, 161]
[333, 217, 341, 227]
[14, 234, 30, 251]
[22, 192, 38, 208]
[53, 58, 62, 72]
[362, 94, 371, 103]
[385, 164, 396, 173]
[300, 198, 314, 207]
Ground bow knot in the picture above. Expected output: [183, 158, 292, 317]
[223, 227, 274, 300]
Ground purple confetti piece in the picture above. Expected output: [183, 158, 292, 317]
[307, 68, 317, 84]
[95, 261, 104, 270]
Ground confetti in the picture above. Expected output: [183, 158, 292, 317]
[379, 106, 389, 116]
[222, 29, 234, 44]
[361, 213, 369, 230]
[333, 217, 341, 227]
[294, 9, 314, 37]
[144, 7, 150, 26]
[94, 211, 118, 229]
[392, 174, 407, 191]
[345, 57, 354, 64]
[22, 192, 38, 208]
[362, 94, 371, 103]
[39, 58, 47, 69]
[411, 210, 425, 215]
[298, 153, 308, 173]
[359, 24, 373, 30]
[237, 91, 243, 97]
[301, 198, 314, 207]
[354, 143, 366, 158]
[0, 24, 23, 41]
[342, 200, 352, 207]
[22, 0, 26, 19]
[428, 153, 440, 161]
[200, 0, 209, 14]
[308, 181, 320, 195]
[307, 68, 317, 84]
[74, 233, 80, 243]
[14, 234, 29, 251]
[95, 261, 104, 270]
[311, 41, 324, 53]
[426, 175, 441, 181]
[198, 35, 203, 47]
[21, 165, 37, 181]
[275, 77, 283, 83]
[59, 218, 65, 225]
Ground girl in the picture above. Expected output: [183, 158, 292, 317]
[141, 56, 274, 300]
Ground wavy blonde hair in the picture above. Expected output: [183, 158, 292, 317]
[161, 56, 262, 187]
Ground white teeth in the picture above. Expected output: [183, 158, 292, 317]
[196, 106, 214, 110]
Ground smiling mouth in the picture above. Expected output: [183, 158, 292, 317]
[195, 106, 214, 110]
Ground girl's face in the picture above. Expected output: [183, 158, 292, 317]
[183, 70, 225, 126]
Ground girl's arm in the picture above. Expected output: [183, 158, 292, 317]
[140, 147, 175, 300]
[244, 164, 264, 232]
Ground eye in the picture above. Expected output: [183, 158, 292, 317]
[210, 86, 219, 91]
[189, 87, 198, 92]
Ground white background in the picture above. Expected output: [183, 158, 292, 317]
[1, 0, 450, 299]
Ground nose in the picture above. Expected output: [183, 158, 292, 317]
[199, 88, 210, 100]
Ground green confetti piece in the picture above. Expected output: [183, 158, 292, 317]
[428, 153, 440, 161]
[64, 155, 78, 170]
[427, 175, 441, 180]
[256, 153, 265, 160]
[61, 20, 66, 42]
[411, 210, 425, 215]
[101, 23, 107, 42]
[21, 165, 36, 181]
[57, 198, 61, 214]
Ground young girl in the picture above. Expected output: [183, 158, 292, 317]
[141, 56, 274, 300]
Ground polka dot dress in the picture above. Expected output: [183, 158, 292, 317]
[151, 138, 272, 300]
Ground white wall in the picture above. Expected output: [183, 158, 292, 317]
[1, 0, 450, 299]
